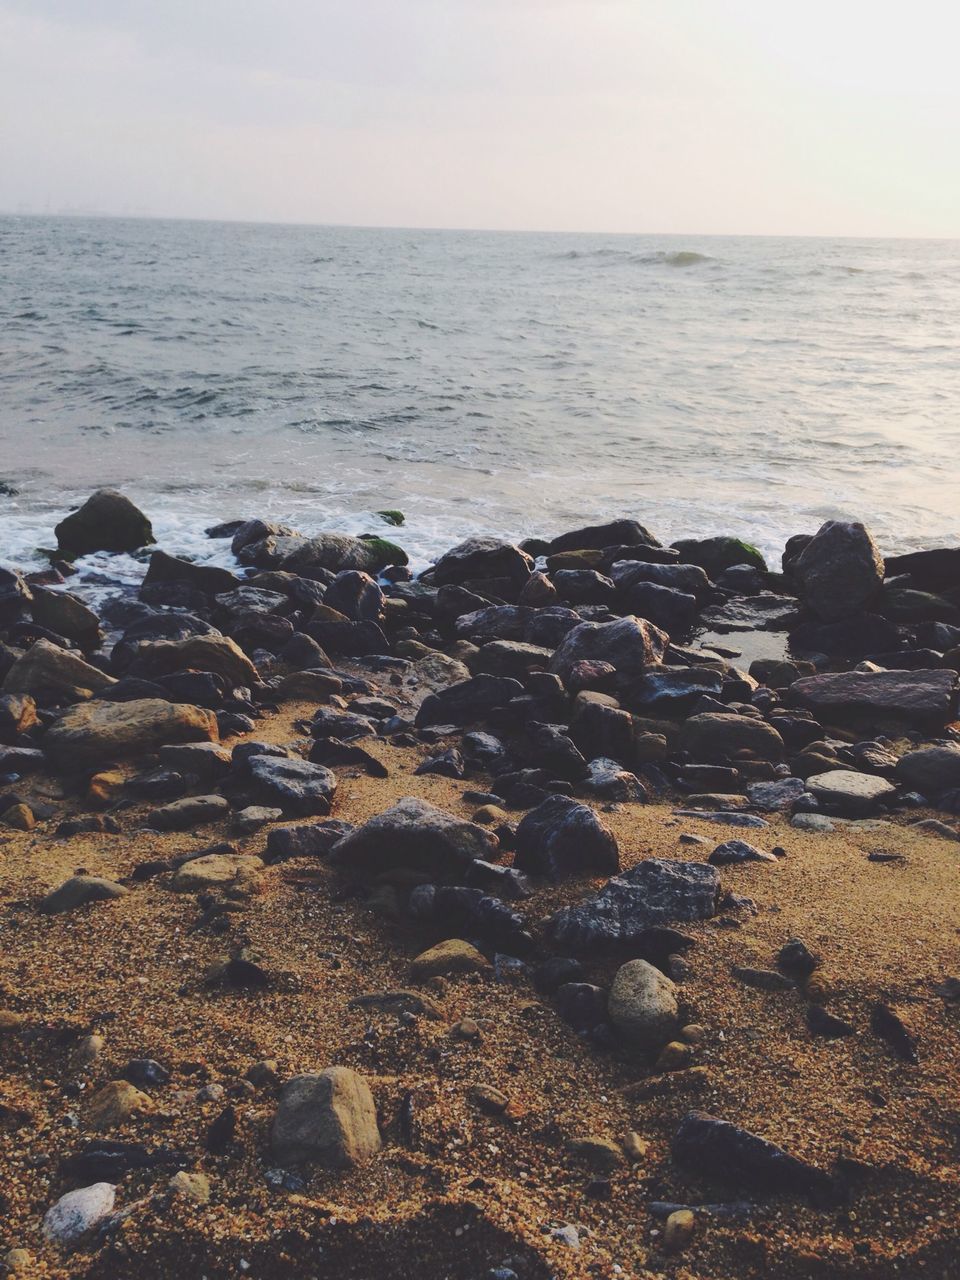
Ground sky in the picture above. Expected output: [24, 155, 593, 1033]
[1, 0, 958, 236]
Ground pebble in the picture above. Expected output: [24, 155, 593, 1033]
[663, 1208, 696, 1254]
[43, 1182, 116, 1247]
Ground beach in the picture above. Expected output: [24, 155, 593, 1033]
[1, 493, 959, 1277]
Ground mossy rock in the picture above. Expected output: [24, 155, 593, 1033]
[358, 535, 409, 569]
[670, 536, 767, 577]
[375, 510, 405, 527]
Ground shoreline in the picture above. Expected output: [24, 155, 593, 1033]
[1, 491, 959, 1278]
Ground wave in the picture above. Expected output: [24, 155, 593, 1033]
[556, 248, 715, 268]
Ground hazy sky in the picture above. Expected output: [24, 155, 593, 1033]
[1, 0, 958, 235]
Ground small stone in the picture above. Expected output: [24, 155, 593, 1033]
[655, 1040, 695, 1072]
[806, 1005, 855, 1038]
[470, 1084, 510, 1114]
[42, 1183, 116, 1247]
[41, 876, 128, 915]
[452, 1017, 481, 1041]
[663, 1208, 696, 1254]
[680, 1023, 707, 1045]
[86, 1080, 153, 1131]
[731, 966, 795, 992]
[2, 802, 34, 831]
[608, 959, 679, 1048]
[709, 840, 777, 866]
[409, 939, 490, 981]
[567, 1135, 624, 1171]
[270, 1067, 382, 1167]
[71, 1034, 105, 1070]
[622, 1130, 649, 1161]
[168, 1171, 211, 1203]
[171, 852, 264, 893]
[4, 1248, 34, 1273]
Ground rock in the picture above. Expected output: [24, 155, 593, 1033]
[470, 1084, 510, 1114]
[158, 741, 233, 781]
[324, 570, 385, 622]
[622, 581, 698, 634]
[142, 549, 240, 597]
[171, 852, 264, 892]
[806, 770, 896, 815]
[329, 796, 498, 877]
[409, 939, 490, 980]
[870, 1002, 918, 1063]
[43, 1183, 117, 1248]
[129, 634, 259, 687]
[790, 669, 956, 730]
[896, 743, 960, 796]
[270, 1067, 382, 1168]
[86, 1080, 154, 1131]
[2, 802, 34, 830]
[415, 674, 525, 727]
[266, 820, 355, 860]
[246, 755, 338, 816]
[679, 713, 785, 765]
[547, 858, 720, 953]
[148, 795, 230, 831]
[807, 1005, 855, 1038]
[512, 794, 619, 880]
[884, 547, 960, 593]
[30, 587, 103, 648]
[790, 520, 884, 620]
[55, 489, 154, 557]
[671, 1111, 833, 1199]
[3, 638, 117, 703]
[567, 1135, 624, 1171]
[663, 1208, 697, 1254]
[582, 757, 647, 802]
[41, 876, 128, 914]
[607, 959, 679, 1048]
[0, 692, 38, 742]
[0, 566, 32, 626]
[232, 805, 283, 834]
[627, 667, 724, 714]
[708, 840, 777, 865]
[777, 937, 820, 980]
[550, 615, 668, 686]
[790, 812, 835, 832]
[281, 531, 407, 575]
[431, 537, 533, 587]
[168, 1171, 211, 1203]
[44, 698, 218, 770]
[670, 536, 766, 576]
[746, 777, 807, 811]
[404, 652, 473, 703]
[472, 640, 554, 679]
[548, 519, 662, 555]
[569, 701, 635, 765]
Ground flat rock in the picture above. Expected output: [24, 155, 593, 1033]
[709, 840, 777, 865]
[806, 770, 896, 816]
[328, 796, 498, 877]
[746, 777, 808, 811]
[129, 634, 259, 687]
[148, 795, 230, 831]
[270, 1067, 382, 1168]
[41, 876, 128, 914]
[409, 939, 491, 980]
[171, 852, 264, 892]
[790, 669, 956, 729]
[512, 794, 619, 880]
[671, 1111, 833, 1200]
[44, 697, 218, 770]
[547, 858, 720, 953]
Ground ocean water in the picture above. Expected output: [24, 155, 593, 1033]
[1, 215, 959, 587]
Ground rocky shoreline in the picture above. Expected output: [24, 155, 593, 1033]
[1, 490, 959, 1278]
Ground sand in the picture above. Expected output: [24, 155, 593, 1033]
[1, 687, 959, 1279]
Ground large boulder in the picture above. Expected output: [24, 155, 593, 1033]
[790, 669, 956, 729]
[328, 796, 498, 877]
[790, 521, 884, 621]
[607, 958, 679, 1048]
[883, 547, 960, 594]
[550, 615, 668, 686]
[43, 698, 218, 770]
[54, 489, 154, 557]
[141, 550, 240, 597]
[546, 858, 720, 953]
[895, 743, 960, 796]
[512, 794, 619, 880]
[679, 713, 785, 765]
[2, 640, 117, 703]
[281, 532, 407, 575]
[430, 537, 533, 587]
[271, 1067, 382, 1168]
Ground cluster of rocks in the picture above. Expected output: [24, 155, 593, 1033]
[3, 491, 959, 1263]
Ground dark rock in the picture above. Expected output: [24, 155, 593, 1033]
[124, 1059, 170, 1087]
[546, 858, 720, 953]
[671, 1111, 834, 1201]
[895, 743, 960, 795]
[266, 819, 355, 860]
[670, 537, 766, 576]
[792, 669, 956, 729]
[526, 722, 588, 781]
[308, 737, 388, 777]
[324, 571, 385, 622]
[148, 794, 230, 831]
[454, 605, 533, 643]
[245, 755, 337, 816]
[415, 675, 524, 727]
[746, 777, 807, 811]
[553, 569, 616, 605]
[709, 839, 777, 865]
[777, 937, 820, 980]
[620, 581, 698, 635]
[732, 966, 795, 991]
[329, 795, 498, 877]
[550, 615, 669, 687]
[0, 567, 32, 627]
[55, 489, 154, 557]
[807, 1005, 855, 1038]
[309, 620, 390, 657]
[627, 667, 723, 715]
[524, 606, 584, 648]
[884, 547, 960, 593]
[415, 748, 465, 779]
[408, 884, 532, 952]
[790, 520, 884, 621]
[582, 757, 647, 802]
[789, 613, 900, 660]
[310, 707, 377, 740]
[463, 859, 532, 899]
[548, 519, 661, 555]
[471, 641, 554, 679]
[512, 794, 618, 880]
[680, 713, 785, 765]
[142, 549, 240, 597]
[461, 731, 510, 771]
[553, 982, 609, 1031]
[431, 537, 533, 588]
[870, 1002, 918, 1063]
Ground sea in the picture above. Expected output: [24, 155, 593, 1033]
[1, 215, 958, 595]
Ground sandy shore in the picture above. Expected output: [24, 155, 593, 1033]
[2, 682, 959, 1279]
